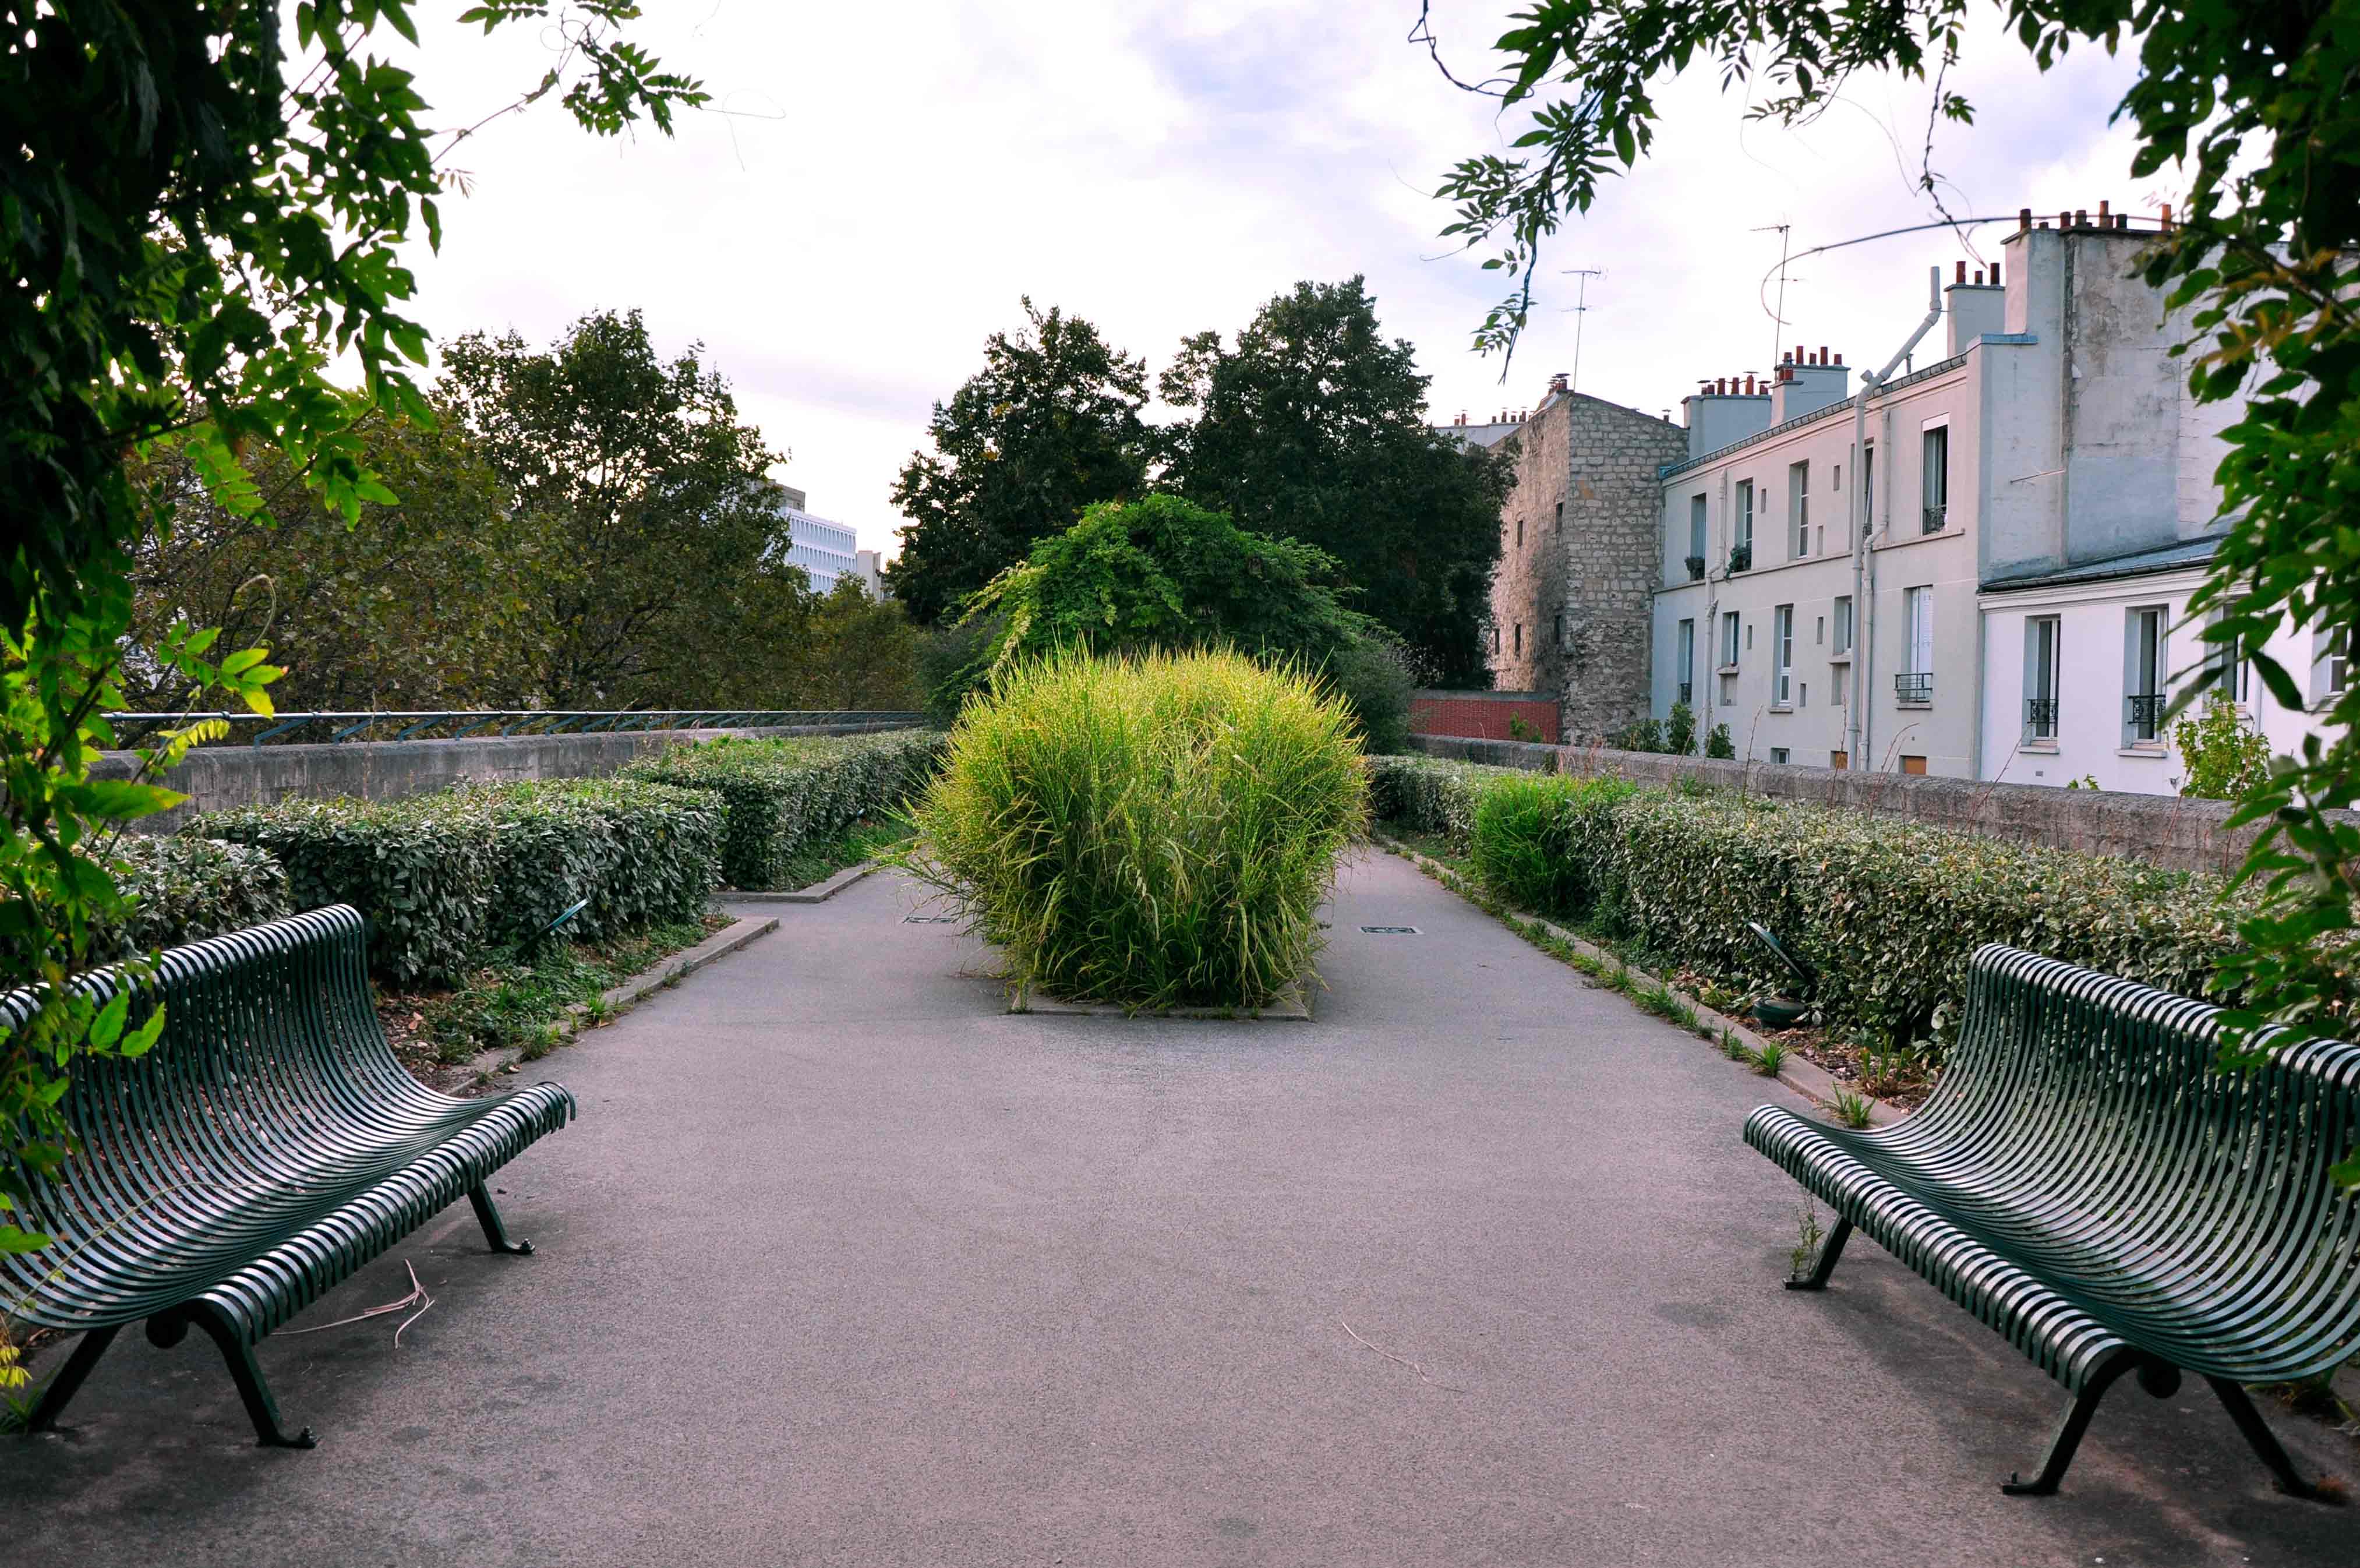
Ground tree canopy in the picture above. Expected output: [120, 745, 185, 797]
[1159, 278, 1513, 686]
[970, 495, 1377, 670]
[0, 0, 697, 1251]
[439, 309, 793, 706]
[1422, 0, 2360, 1099]
[885, 300, 1152, 626]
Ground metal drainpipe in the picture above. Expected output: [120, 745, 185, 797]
[1849, 267, 1944, 769]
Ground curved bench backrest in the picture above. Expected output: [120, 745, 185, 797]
[0, 905, 402, 1324]
[1916, 943, 2360, 1375]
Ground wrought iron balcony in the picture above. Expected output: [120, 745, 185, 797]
[1922, 503, 1947, 534]
[2025, 696, 2060, 737]
[1677, 681, 1693, 707]
[1895, 671, 1935, 704]
[1727, 543, 1753, 574]
[2125, 693, 2167, 739]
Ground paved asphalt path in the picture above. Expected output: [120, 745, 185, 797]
[4, 849, 2353, 1566]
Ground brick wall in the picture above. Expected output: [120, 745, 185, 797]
[1408, 690, 1561, 744]
[1404, 731, 2322, 877]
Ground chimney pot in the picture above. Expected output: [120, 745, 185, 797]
[2074, 209, 2086, 228]
[2059, 210, 2072, 229]
[2160, 203, 2173, 231]
[2098, 199, 2110, 221]
[2019, 206, 2033, 230]
[1992, 260, 2002, 285]
[1833, 352, 1842, 365]
[1973, 269, 1983, 285]
[1956, 260, 1967, 285]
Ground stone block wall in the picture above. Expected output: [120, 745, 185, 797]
[1486, 393, 1687, 746]
[1405, 731, 2309, 877]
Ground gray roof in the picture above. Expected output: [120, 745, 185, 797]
[1980, 532, 2225, 593]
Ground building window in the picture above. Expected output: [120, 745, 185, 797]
[1789, 461, 1809, 558]
[1831, 749, 1849, 768]
[1832, 595, 1853, 656]
[1895, 586, 1933, 703]
[1814, 615, 1824, 646]
[1719, 610, 1740, 669]
[1514, 623, 1523, 656]
[1515, 517, 1524, 548]
[1921, 425, 1949, 534]
[1555, 500, 1564, 532]
[1687, 493, 1708, 578]
[1770, 747, 1791, 765]
[1863, 442, 1875, 532]
[1900, 755, 1928, 776]
[1676, 618, 1695, 707]
[2025, 616, 2060, 739]
[2125, 605, 2165, 741]
[2317, 627, 2350, 707]
[1490, 626, 1500, 654]
[1734, 480, 1754, 557]
[1553, 610, 1564, 648]
[1773, 605, 1794, 707]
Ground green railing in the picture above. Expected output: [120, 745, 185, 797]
[105, 709, 925, 749]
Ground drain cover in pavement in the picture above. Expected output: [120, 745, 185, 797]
[902, 914, 959, 924]
[1359, 926, 1420, 935]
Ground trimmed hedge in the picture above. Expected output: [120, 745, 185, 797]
[1365, 752, 1497, 846]
[189, 778, 724, 984]
[624, 730, 945, 890]
[90, 836, 294, 963]
[1384, 754, 2249, 1055]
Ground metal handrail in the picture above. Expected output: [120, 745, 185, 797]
[102, 709, 927, 750]
[2025, 697, 2060, 737]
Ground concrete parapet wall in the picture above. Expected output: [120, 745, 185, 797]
[1405, 732, 2285, 877]
[103, 722, 919, 835]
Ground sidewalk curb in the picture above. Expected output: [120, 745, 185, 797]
[452, 914, 779, 1090]
[1373, 834, 1907, 1128]
[720, 860, 880, 905]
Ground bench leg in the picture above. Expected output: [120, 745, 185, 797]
[21, 1323, 121, 1434]
[2002, 1354, 2142, 1496]
[468, 1183, 534, 1256]
[2205, 1376, 2327, 1500]
[162, 1309, 316, 1450]
[1784, 1216, 1853, 1291]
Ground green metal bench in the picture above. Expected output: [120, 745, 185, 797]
[5, 905, 574, 1448]
[1747, 943, 2359, 1498]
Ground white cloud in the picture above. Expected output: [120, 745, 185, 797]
[383, 2, 2156, 560]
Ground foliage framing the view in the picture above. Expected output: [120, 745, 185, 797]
[0, 1, 702, 1253]
[1422, 0, 2360, 1117]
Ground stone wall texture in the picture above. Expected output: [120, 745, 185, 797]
[1406, 731, 2309, 878]
[103, 721, 920, 835]
[1407, 690, 1560, 744]
[1486, 394, 1688, 745]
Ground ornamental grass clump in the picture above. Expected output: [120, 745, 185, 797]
[905, 648, 1367, 1011]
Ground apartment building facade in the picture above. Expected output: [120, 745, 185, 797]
[1648, 209, 2334, 790]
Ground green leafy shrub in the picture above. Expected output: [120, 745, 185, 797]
[1705, 723, 1736, 759]
[1365, 753, 1492, 847]
[1468, 774, 1638, 916]
[1373, 754, 2251, 1057]
[1325, 636, 1415, 754]
[626, 729, 945, 889]
[1608, 716, 1664, 753]
[84, 835, 292, 963]
[188, 779, 726, 983]
[2172, 692, 2274, 800]
[903, 648, 1366, 1009]
[190, 793, 500, 984]
[1663, 700, 1698, 757]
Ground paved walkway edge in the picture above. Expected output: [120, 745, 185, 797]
[1372, 833, 1907, 1128]
[454, 914, 780, 1088]
[722, 860, 880, 904]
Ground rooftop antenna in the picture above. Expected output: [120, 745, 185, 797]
[1560, 267, 1603, 395]
[1754, 223, 1793, 374]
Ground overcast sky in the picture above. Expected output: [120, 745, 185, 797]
[386, 2, 2160, 561]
